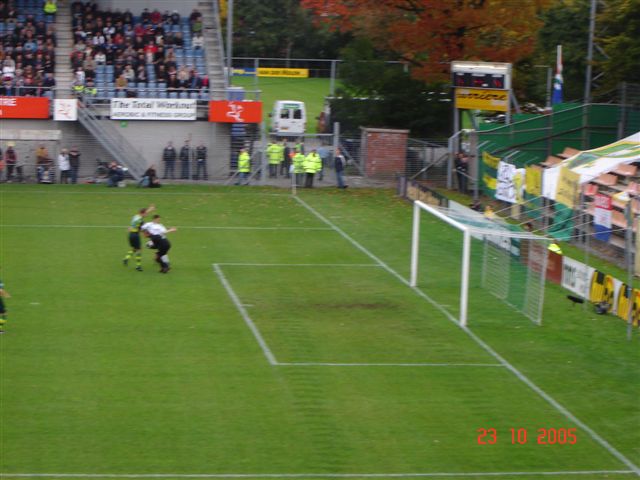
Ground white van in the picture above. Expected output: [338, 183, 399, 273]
[270, 101, 306, 135]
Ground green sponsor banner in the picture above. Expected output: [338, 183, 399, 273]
[548, 202, 574, 241]
[480, 151, 500, 196]
[522, 191, 544, 222]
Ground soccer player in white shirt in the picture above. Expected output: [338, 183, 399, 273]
[142, 215, 177, 273]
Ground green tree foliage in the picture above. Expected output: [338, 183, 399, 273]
[597, 0, 640, 94]
[330, 39, 452, 137]
[529, 0, 590, 103]
[232, 0, 349, 59]
[528, 0, 640, 103]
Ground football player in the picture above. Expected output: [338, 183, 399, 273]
[123, 204, 155, 271]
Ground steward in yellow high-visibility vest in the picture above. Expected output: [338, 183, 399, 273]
[43, 0, 57, 15]
[303, 150, 321, 188]
[292, 149, 305, 187]
[236, 148, 250, 185]
[293, 150, 305, 174]
[266, 142, 281, 178]
[266, 143, 280, 164]
[548, 243, 563, 255]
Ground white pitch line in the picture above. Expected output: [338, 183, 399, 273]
[276, 362, 504, 367]
[0, 190, 290, 198]
[0, 470, 634, 478]
[292, 195, 640, 476]
[216, 263, 381, 267]
[212, 264, 277, 366]
[0, 225, 331, 231]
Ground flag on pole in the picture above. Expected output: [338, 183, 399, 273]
[552, 44, 563, 105]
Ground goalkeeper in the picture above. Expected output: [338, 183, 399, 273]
[123, 204, 156, 271]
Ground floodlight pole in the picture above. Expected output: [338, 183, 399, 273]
[625, 203, 634, 340]
[584, 0, 597, 103]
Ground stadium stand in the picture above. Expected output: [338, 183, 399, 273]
[0, 0, 57, 97]
[583, 159, 640, 241]
[68, 2, 209, 100]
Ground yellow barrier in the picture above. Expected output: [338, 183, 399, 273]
[590, 271, 614, 311]
[616, 284, 632, 321]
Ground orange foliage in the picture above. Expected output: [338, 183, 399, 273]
[300, 0, 552, 81]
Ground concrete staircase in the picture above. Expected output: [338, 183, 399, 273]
[199, 0, 227, 99]
[53, 0, 74, 99]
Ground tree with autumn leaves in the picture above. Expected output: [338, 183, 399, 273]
[221, 0, 638, 135]
[300, 0, 553, 83]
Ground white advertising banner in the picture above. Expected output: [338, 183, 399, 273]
[559, 133, 640, 184]
[53, 98, 78, 121]
[495, 161, 526, 203]
[542, 132, 640, 199]
[542, 165, 561, 199]
[561, 256, 594, 298]
[110, 98, 197, 121]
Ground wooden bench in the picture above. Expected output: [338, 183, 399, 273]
[540, 155, 563, 168]
[593, 173, 618, 187]
[614, 163, 638, 177]
[556, 147, 581, 159]
[626, 181, 639, 196]
[583, 183, 598, 197]
[612, 210, 629, 229]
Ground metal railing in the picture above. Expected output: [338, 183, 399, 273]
[210, 0, 228, 91]
[77, 101, 147, 180]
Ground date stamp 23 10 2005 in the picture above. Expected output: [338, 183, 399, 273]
[477, 427, 578, 445]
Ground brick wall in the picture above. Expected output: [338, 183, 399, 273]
[361, 127, 409, 178]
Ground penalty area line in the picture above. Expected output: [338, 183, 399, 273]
[0, 469, 635, 478]
[276, 362, 504, 367]
[212, 263, 277, 366]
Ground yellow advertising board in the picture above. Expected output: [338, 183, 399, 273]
[482, 151, 500, 169]
[455, 88, 509, 112]
[525, 166, 542, 197]
[257, 68, 309, 78]
[483, 172, 497, 190]
[555, 166, 581, 208]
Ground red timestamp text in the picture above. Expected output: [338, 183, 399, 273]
[477, 427, 577, 445]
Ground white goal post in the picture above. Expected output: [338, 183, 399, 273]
[410, 200, 551, 327]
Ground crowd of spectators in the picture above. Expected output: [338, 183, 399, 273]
[70, 1, 209, 99]
[0, 0, 57, 97]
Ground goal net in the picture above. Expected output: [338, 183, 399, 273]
[410, 201, 551, 327]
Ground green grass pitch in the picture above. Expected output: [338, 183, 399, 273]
[0, 184, 638, 480]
